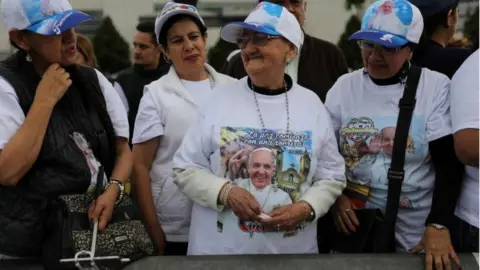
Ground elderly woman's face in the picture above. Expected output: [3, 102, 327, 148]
[164, 18, 207, 73]
[15, 28, 79, 67]
[359, 41, 412, 79]
[239, 30, 296, 77]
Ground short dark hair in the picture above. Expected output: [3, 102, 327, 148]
[158, 14, 207, 49]
[136, 21, 158, 45]
[419, 0, 460, 46]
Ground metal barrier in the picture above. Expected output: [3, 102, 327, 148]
[1, 253, 478, 269]
[123, 253, 480, 270]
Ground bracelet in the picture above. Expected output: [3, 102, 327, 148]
[219, 183, 234, 206]
[298, 201, 314, 222]
[105, 179, 124, 205]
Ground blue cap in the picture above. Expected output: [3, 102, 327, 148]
[348, 0, 424, 48]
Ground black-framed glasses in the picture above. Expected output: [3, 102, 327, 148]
[236, 33, 281, 49]
[357, 40, 406, 54]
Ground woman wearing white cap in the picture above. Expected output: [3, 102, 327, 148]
[172, 2, 346, 255]
[131, 2, 235, 256]
[325, 0, 463, 269]
[0, 0, 131, 260]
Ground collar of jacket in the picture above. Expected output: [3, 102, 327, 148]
[147, 63, 234, 105]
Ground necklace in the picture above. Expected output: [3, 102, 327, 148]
[249, 80, 290, 133]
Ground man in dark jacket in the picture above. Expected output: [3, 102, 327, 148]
[221, 0, 349, 102]
[115, 21, 170, 143]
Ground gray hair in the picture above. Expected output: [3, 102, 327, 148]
[247, 147, 276, 166]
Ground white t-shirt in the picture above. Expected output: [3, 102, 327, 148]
[132, 78, 213, 242]
[325, 68, 452, 251]
[173, 78, 346, 255]
[132, 78, 212, 144]
[450, 50, 479, 228]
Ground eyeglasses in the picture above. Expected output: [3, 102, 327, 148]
[357, 40, 406, 54]
[236, 33, 280, 49]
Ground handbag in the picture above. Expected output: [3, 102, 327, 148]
[42, 67, 154, 269]
[332, 66, 422, 253]
[43, 167, 155, 269]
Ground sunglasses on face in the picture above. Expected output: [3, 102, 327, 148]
[357, 40, 407, 54]
[236, 33, 281, 49]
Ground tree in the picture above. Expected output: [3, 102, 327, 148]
[463, 8, 479, 49]
[207, 38, 239, 71]
[93, 16, 131, 75]
[337, 0, 365, 70]
[174, 0, 198, 6]
[338, 15, 363, 70]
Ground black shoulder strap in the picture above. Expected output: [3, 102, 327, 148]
[381, 65, 422, 251]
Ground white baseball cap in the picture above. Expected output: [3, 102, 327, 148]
[220, 2, 303, 52]
[349, 0, 424, 48]
[154, 2, 205, 44]
[1, 0, 92, 36]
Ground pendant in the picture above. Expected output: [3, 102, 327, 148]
[250, 231, 254, 238]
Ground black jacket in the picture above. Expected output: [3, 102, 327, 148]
[0, 52, 114, 257]
[221, 33, 349, 102]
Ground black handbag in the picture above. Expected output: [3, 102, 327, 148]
[332, 66, 422, 253]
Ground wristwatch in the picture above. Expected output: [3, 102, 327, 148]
[105, 179, 125, 205]
[429, 223, 446, 230]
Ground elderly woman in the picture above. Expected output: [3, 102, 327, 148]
[172, 2, 346, 255]
[0, 0, 131, 260]
[132, 2, 235, 256]
[325, 0, 463, 269]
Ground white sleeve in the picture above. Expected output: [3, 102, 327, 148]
[95, 70, 130, 139]
[132, 90, 164, 144]
[0, 77, 24, 150]
[450, 51, 479, 133]
[299, 107, 346, 222]
[113, 81, 129, 113]
[172, 111, 228, 211]
[324, 81, 343, 141]
[425, 74, 452, 142]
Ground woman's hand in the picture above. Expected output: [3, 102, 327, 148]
[260, 202, 310, 231]
[227, 186, 262, 221]
[88, 185, 118, 231]
[410, 226, 461, 270]
[227, 149, 249, 180]
[333, 195, 360, 235]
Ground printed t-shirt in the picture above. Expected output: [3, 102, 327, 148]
[325, 68, 452, 251]
[173, 77, 346, 255]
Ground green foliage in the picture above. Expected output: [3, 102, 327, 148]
[337, 15, 363, 70]
[463, 8, 479, 42]
[207, 38, 239, 71]
[93, 16, 131, 74]
[345, 0, 366, 11]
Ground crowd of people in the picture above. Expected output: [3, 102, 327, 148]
[0, 0, 477, 269]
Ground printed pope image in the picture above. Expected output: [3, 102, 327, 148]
[217, 127, 313, 236]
